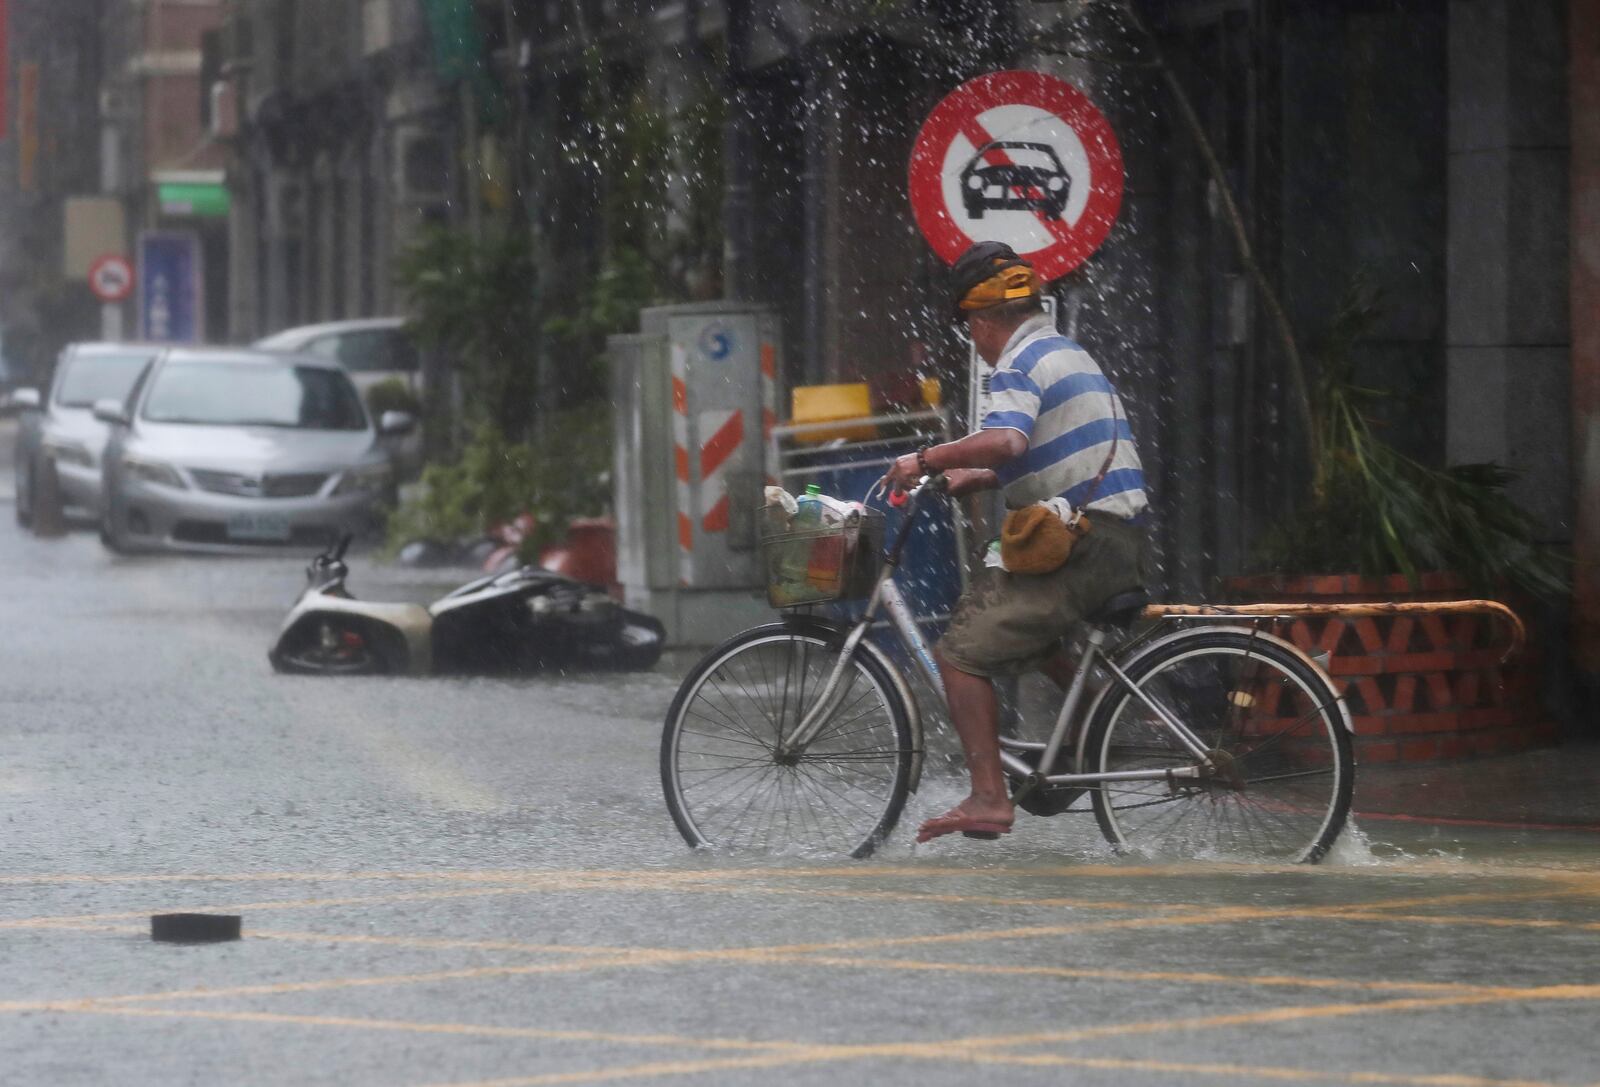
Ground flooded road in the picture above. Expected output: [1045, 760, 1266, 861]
[1, 521, 1596, 1085]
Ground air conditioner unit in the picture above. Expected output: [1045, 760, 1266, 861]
[210, 81, 238, 140]
[362, 0, 393, 56]
[395, 131, 448, 202]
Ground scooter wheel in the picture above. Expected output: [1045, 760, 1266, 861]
[271, 618, 390, 676]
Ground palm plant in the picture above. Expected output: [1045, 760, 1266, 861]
[1259, 285, 1566, 598]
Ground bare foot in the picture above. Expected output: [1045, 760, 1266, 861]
[916, 796, 1014, 843]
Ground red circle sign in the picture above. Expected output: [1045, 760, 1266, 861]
[908, 70, 1124, 281]
[88, 253, 135, 303]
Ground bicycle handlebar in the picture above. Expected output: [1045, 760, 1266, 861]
[879, 473, 948, 566]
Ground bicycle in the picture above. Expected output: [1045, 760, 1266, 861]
[660, 474, 1355, 862]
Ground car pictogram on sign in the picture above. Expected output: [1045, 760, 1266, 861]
[88, 253, 135, 304]
[960, 141, 1071, 221]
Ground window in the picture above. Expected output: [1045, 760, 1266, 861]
[142, 361, 368, 431]
[54, 353, 153, 408]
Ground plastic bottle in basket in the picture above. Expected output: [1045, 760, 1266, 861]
[803, 486, 846, 594]
[773, 485, 817, 601]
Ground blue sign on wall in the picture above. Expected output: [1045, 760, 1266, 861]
[137, 232, 203, 343]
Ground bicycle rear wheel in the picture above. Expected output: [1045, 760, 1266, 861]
[1087, 628, 1353, 863]
[661, 622, 915, 858]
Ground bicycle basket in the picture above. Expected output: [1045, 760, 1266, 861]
[761, 508, 885, 609]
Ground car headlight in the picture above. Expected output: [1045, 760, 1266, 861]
[332, 463, 392, 497]
[42, 437, 93, 468]
[121, 456, 187, 489]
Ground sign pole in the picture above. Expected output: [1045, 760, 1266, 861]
[88, 253, 135, 339]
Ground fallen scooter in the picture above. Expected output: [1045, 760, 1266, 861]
[269, 535, 665, 676]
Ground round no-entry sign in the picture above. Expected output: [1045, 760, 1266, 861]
[88, 253, 135, 304]
[908, 70, 1124, 282]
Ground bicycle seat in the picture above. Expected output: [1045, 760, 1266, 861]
[1086, 587, 1150, 628]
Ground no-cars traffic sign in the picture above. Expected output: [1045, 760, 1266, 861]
[908, 70, 1124, 281]
[88, 253, 135, 303]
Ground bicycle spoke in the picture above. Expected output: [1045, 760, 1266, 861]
[665, 631, 909, 857]
[1091, 634, 1351, 863]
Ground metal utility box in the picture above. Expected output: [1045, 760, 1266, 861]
[610, 303, 781, 645]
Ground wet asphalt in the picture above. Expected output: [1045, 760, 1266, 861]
[2, 459, 1598, 1085]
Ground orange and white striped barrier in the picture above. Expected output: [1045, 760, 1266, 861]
[698, 409, 744, 535]
[670, 345, 693, 586]
[760, 341, 779, 486]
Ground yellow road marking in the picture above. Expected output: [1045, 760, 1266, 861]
[426, 986, 1600, 1085]
[54, 1006, 804, 1054]
[24, 921, 638, 957]
[0, 870, 530, 886]
[38, 1000, 1599, 1087]
[421, 1051, 849, 1087]
[956, 1050, 1570, 1087]
[8, 876, 1589, 940]
[791, 956, 1504, 996]
[1320, 912, 1600, 932]
[0, 871, 738, 931]
[1315, 888, 1596, 914]
[930, 984, 1600, 1050]
[5, 904, 1590, 1018]
[3, 857, 1595, 889]
[411, 988, 1600, 1087]
[612, 878, 1192, 912]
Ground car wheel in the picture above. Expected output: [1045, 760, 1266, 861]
[28, 458, 69, 538]
[99, 501, 129, 554]
[14, 459, 33, 527]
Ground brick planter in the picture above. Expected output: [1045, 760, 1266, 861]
[1221, 573, 1555, 764]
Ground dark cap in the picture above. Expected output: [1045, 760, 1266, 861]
[947, 241, 1037, 316]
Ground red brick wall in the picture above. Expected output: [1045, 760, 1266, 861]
[138, 0, 224, 172]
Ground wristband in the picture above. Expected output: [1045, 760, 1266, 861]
[916, 446, 931, 475]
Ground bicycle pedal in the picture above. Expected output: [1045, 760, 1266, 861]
[1016, 786, 1086, 817]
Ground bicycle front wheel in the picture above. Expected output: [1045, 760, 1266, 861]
[661, 622, 915, 858]
[1087, 629, 1354, 863]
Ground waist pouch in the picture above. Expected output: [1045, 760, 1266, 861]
[1000, 504, 1089, 575]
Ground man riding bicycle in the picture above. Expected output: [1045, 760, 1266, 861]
[883, 241, 1150, 844]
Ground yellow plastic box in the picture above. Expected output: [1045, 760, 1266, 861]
[789, 383, 878, 443]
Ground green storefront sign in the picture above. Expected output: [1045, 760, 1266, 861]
[158, 182, 230, 218]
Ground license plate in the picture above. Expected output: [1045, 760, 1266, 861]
[226, 513, 292, 542]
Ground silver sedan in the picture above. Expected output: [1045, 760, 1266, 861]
[97, 347, 410, 553]
[10, 343, 156, 527]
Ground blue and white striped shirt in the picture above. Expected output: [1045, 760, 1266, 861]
[980, 315, 1149, 521]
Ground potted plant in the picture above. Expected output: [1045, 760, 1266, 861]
[1228, 285, 1567, 764]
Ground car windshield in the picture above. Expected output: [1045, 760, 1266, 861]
[141, 361, 368, 430]
[997, 147, 1060, 171]
[54, 353, 151, 408]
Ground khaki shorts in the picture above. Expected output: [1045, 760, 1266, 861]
[937, 514, 1147, 678]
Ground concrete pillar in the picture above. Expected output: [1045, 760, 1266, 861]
[228, 167, 260, 340]
[1445, 0, 1570, 536]
[1571, 1, 1600, 695]
[313, 154, 339, 321]
[342, 150, 365, 318]
[262, 172, 295, 332]
[800, 47, 845, 386]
